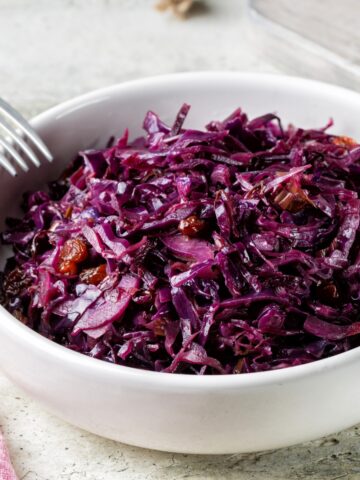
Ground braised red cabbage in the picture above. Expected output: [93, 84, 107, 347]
[1, 105, 360, 374]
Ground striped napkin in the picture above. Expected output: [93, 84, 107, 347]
[0, 431, 17, 480]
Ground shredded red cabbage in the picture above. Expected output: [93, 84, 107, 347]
[2, 105, 360, 374]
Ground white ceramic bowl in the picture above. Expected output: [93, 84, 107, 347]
[0, 72, 360, 454]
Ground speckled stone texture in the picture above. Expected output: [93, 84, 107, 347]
[1, 1, 360, 479]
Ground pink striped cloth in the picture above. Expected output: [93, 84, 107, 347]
[0, 431, 17, 480]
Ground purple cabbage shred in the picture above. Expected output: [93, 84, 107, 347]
[1, 105, 360, 374]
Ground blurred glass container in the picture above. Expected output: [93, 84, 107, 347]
[246, 0, 360, 91]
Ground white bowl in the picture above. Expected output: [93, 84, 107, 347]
[0, 72, 360, 454]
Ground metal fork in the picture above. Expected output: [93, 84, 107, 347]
[0, 98, 53, 176]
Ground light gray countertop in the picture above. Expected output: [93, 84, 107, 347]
[1, 1, 359, 478]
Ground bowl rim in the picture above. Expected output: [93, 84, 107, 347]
[3, 70, 360, 388]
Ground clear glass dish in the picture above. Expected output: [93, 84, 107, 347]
[246, 0, 360, 91]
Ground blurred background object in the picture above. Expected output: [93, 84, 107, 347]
[155, 0, 194, 18]
[155, 0, 209, 19]
[247, 0, 360, 91]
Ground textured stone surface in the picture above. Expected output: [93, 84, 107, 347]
[0, 1, 359, 478]
[0, 0, 279, 117]
[2, 372, 360, 480]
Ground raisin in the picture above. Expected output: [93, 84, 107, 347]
[273, 189, 308, 213]
[153, 317, 166, 336]
[233, 358, 244, 374]
[60, 238, 88, 263]
[80, 264, 107, 285]
[317, 283, 339, 304]
[333, 135, 357, 148]
[273, 178, 315, 213]
[2, 267, 31, 297]
[178, 215, 205, 236]
[58, 260, 78, 276]
[64, 206, 73, 219]
[12, 310, 28, 324]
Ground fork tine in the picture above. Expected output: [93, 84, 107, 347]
[0, 151, 17, 176]
[0, 119, 41, 167]
[0, 137, 29, 172]
[0, 98, 53, 162]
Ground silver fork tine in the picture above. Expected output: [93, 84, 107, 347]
[0, 151, 17, 176]
[0, 119, 41, 167]
[0, 137, 29, 172]
[0, 98, 53, 162]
